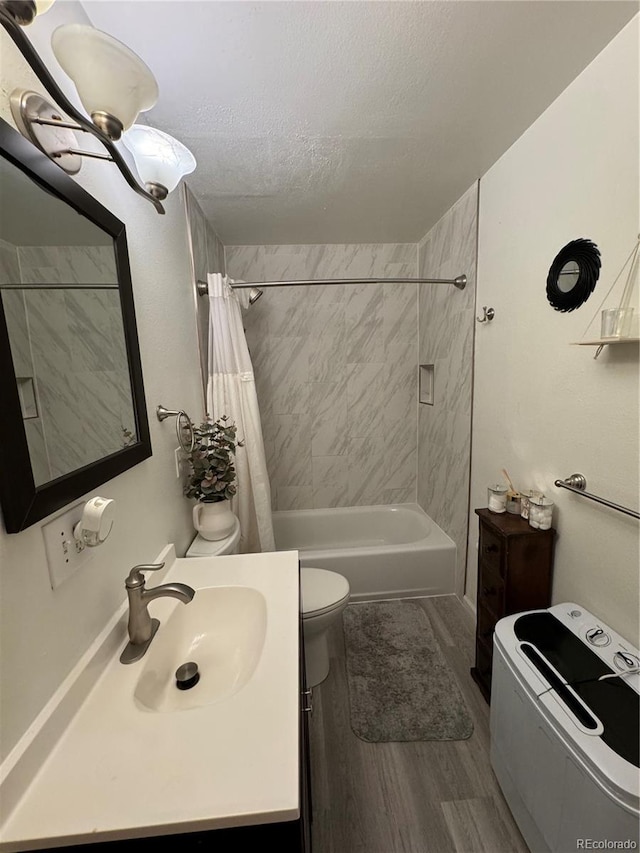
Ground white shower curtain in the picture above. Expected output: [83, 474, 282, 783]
[206, 273, 275, 553]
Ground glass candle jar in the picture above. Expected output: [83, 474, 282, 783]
[529, 496, 553, 530]
[506, 492, 521, 514]
[520, 489, 543, 520]
[487, 484, 508, 513]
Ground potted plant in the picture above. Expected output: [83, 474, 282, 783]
[184, 416, 241, 541]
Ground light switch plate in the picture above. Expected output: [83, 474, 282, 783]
[42, 502, 98, 589]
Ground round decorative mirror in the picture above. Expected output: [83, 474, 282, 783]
[546, 238, 601, 312]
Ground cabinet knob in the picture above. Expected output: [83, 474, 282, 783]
[482, 586, 496, 596]
[485, 544, 499, 553]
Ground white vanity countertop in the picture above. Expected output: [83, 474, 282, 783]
[0, 548, 300, 851]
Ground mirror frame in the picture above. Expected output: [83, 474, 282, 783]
[0, 117, 152, 533]
[546, 238, 601, 313]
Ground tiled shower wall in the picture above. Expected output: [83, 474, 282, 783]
[225, 244, 418, 510]
[183, 184, 226, 413]
[417, 182, 478, 596]
[0, 240, 133, 485]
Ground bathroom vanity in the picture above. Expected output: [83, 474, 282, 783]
[0, 548, 311, 852]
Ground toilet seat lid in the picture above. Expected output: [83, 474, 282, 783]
[301, 567, 350, 616]
[185, 517, 241, 557]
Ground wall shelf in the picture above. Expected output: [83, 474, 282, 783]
[571, 338, 639, 346]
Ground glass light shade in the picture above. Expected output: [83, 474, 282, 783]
[35, 0, 56, 14]
[123, 126, 196, 194]
[51, 24, 159, 134]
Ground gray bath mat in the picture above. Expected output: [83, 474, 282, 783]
[342, 600, 474, 743]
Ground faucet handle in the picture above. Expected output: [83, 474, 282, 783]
[125, 562, 165, 589]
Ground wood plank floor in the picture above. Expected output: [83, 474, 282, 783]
[308, 595, 530, 853]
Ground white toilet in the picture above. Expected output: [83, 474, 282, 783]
[184, 521, 350, 687]
[300, 567, 350, 687]
[185, 516, 241, 557]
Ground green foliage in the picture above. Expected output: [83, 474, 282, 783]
[184, 416, 242, 503]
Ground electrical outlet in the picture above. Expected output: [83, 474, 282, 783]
[42, 502, 98, 589]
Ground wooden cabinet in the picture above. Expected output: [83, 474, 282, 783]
[471, 508, 555, 703]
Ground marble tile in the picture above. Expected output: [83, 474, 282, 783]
[225, 243, 420, 510]
[185, 187, 209, 284]
[312, 456, 349, 509]
[108, 303, 130, 376]
[14, 286, 136, 482]
[383, 487, 416, 504]
[225, 246, 265, 282]
[269, 336, 309, 415]
[384, 359, 417, 430]
[347, 434, 390, 506]
[383, 283, 417, 360]
[276, 486, 314, 511]
[313, 484, 351, 509]
[206, 225, 226, 275]
[312, 455, 348, 486]
[345, 283, 384, 363]
[416, 181, 477, 596]
[269, 295, 313, 338]
[386, 424, 417, 491]
[264, 245, 327, 283]
[24, 289, 71, 373]
[25, 419, 51, 486]
[17, 246, 117, 285]
[0, 240, 19, 284]
[346, 362, 386, 438]
[272, 414, 312, 487]
[2, 290, 33, 376]
[66, 290, 118, 373]
[308, 303, 347, 384]
[310, 379, 349, 457]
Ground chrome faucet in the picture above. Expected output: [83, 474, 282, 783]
[119, 562, 195, 664]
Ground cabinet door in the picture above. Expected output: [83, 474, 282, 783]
[299, 616, 313, 852]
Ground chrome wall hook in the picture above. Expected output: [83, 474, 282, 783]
[476, 306, 495, 323]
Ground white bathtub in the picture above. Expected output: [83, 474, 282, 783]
[272, 503, 456, 602]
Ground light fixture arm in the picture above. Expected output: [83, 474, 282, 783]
[0, 5, 165, 214]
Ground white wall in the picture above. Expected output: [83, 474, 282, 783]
[0, 3, 205, 758]
[467, 17, 639, 643]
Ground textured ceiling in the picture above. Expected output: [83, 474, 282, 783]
[86, 1, 638, 245]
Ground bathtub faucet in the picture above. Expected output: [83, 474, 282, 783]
[119, 562, 195, 664]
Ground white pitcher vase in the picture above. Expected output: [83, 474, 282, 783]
[193, 499, 237, 541]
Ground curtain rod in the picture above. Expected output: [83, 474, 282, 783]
[196, 275, 467, 296]
[0, 283, 118, 290]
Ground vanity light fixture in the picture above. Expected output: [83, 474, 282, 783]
[0, 1, 172, 213]
[1, 0, 54, 26]
[51, 24, 159, 141]
[122, 125, 196, 201]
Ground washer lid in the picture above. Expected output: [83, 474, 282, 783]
[301, 567, 350, 615]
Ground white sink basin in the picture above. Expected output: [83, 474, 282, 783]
[0, 548, 300, 851]
[134, 586, 267, 712]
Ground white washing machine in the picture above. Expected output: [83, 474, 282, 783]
[491, 603, 639, 852]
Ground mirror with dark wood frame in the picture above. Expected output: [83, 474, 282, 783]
[0, 117, 151, 533]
